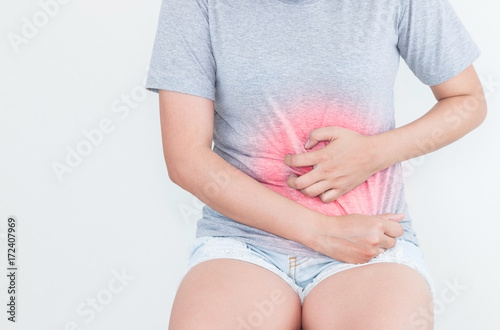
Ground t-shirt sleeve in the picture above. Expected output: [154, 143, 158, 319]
[397, 0, 480, 86]
[146, 0, 216, 100]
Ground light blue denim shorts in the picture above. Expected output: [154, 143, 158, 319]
[187, 236, 435, 304]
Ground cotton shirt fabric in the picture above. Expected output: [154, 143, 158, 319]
[146, 0, 480, 257]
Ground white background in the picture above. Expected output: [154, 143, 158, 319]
[1, 0, 499, 329]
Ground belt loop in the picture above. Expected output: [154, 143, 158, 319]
[289, 256, 297, 281]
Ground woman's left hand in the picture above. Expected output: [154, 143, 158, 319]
[284, 126, 387, 203]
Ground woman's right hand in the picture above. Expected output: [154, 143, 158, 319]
[308, 213, 405, 264]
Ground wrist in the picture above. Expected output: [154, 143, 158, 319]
[369, 132, 400, 171]
[303, 214, 340, 253]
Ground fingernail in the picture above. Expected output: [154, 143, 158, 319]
[305, 138, 310, 149]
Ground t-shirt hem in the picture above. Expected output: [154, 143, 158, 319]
[422, 49, 481, 86]
[145, 78, 216, 101]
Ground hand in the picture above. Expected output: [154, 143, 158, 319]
[309, 213, 405, 264]
[284, 126, 387, 203]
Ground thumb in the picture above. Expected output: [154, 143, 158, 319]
[305, 126, 341, 149]
[380, 213, 405, 222]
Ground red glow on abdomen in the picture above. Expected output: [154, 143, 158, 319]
[249, 101, 388, 216]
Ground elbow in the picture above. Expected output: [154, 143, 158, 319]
[163, 149, 204, 190]
[165, 159, 190, 188]
[163, 153, 188, 187]
[163, 145, 212, 189]
[473, 80, 489, 128]
[461, 92, 488, 131]
[472, 94, 488, 129]
[478, 98, 488, 127]
[166, 163, 183, 186]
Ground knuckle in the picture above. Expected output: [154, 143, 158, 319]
[367, 234, 381, 246]
[286, 176, 297, 189]
[285, 154, 297, 167]
[369, 246, 379, 258]
[374, 221, 385, 232]
[301, 187, 315, 197]
[319, 193, 330, 203]
[318, 153, 330, 163]
[293, 177, 306, 190]
[388, 239, 397, 248]
[359, 247, 376, 261]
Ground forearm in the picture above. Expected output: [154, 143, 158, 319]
[167, 146, 324, 249]
[375, 85, 487, 169]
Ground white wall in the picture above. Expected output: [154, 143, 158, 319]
[1, 0, 498, 329]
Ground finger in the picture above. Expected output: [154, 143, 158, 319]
[299, 180, 336, 198]
[383, 220, 404, 238]
[283, 149, 325, 168]
[319, 188, 344, 203]
[380, 213, 405, 222]
[286, 174, 299, 189]
[380, 235, 398, 250]
[286, 168, 324, 190]
[306, 126, 343, 149]
[288, 174, 345, 201]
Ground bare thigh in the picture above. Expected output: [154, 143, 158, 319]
[302, 263, 434, 330]
[169, 259, 302, 330]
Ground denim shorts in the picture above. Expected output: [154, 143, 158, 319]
[186, 236, 435, 304]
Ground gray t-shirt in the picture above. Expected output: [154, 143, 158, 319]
[146, 0, 480, 257]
